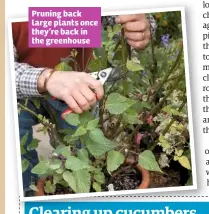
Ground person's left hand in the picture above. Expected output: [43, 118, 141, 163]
[115, 14, 151, 49]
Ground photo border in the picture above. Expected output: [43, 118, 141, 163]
[7, 6, 197, 202]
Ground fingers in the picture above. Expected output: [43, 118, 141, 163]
[84, 75, 104, 100]
[124, 31, 145, 41]
[115, 14, 144, 24]
[127, 39, 148, 49]
[72, 90, 90, 112]
[123, 20, 147, 32]
[65, 96, 83, 114]
[79, 84, 97, 106]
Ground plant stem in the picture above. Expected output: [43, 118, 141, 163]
[121, 29, 127, 72]
[150, 32, 157, 85]
[145, 72, 184, 121]
[18, 102, 61, 148]
[150, 47, 183, 104]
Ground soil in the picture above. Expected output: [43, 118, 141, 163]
[149, 169, 180, 188]
[109, 168, 142, 191]
[46, 184, 73, 195]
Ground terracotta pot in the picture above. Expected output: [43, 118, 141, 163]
[125, 157, 150, 189]
[36, 178, 46, 196]
[36, 159, 150, 196]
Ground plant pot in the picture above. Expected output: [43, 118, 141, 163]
[35, 159, 150, 196]
[124, 157, 150, 189]
[36, 178, 46, 196]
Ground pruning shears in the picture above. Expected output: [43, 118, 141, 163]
[60, 67, 122, 119]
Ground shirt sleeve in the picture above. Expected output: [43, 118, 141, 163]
[146, 14, 157, 35]
[14, 45, 45, 99]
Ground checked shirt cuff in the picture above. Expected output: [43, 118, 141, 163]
[15, 62, 45, 98]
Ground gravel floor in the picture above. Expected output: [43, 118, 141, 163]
[33, 124, 54, 160]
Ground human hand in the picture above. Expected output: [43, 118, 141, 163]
[39, 70, 104, 114]
[115, 14, 151, 49]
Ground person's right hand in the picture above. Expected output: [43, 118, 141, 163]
[38, 70, 104, 114]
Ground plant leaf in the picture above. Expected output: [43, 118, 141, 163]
[79, 111, 94, 126]
[54, 145, 71, 158]
[159, 134, 171, 149]
[65, 156, 89, 171]
[29, 184, 39, 192]
[64, 113, 80, 126]
[31, 98, 41, 109]
[106, 93, 136, 114]
[50, 159, 61, 170]
[138, 150, 163, 173]
[86, 119, 99, 131]
[21, 133, 29, 146]
[55, 61, 72, 71]
[22, 159, 30, 173]
[94, 171, 105, 184]
[56, 168, 64, 174]
[27, 138, 40, 151]
[73, 126, 87, 137]
[126, 59, 143, 71]
[31, 161, 50, 175]
[185, 174, 193, 186]
[82, 129, 116, 157]
[53, 173, 63, 184]
[77, 148, 89, 164]
[72, 170, 91, 193]
[44, 180, 56, 194]
[63, 171, 77, 192]
[93, 182, 102, 192]
[178, 156, 191, 170]
[123, 109, 143, 125]
[107, 151, 125, 174]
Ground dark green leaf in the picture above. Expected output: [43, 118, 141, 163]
[27, 138, 40, 151]
[22, 159, 30, 173]
[21, 133, 29, 146]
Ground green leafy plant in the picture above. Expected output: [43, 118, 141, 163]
[19, 12, 192, 194]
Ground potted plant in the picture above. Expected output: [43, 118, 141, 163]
[19, 11, 192, 195]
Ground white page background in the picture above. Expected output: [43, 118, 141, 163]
[5, 0, 204, 213]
